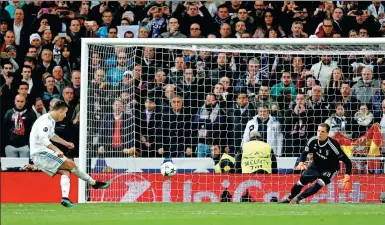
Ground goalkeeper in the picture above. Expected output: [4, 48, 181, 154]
[280, 123, 352, 204]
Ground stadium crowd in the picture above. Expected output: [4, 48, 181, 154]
[1, 1, 385, 174]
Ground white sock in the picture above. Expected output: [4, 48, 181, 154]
[71, 167, 96, 185]
[60, 175, 70, 198]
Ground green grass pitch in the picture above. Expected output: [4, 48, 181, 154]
[2, 203, 385, 225]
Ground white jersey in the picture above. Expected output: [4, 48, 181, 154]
[29, 113, 56, 155]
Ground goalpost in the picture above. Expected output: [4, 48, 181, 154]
[79, 38, 385, 203]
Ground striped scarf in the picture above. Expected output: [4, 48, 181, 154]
[12, 108, 27, 135]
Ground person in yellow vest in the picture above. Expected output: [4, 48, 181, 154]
[240, 131, 277, 174]
[214, 144, 236, 173]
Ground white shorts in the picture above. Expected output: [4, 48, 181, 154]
[31, 150, 67, 177]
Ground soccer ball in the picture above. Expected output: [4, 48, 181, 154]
[160, 162, 177, 177]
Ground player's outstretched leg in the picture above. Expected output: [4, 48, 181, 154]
[279, 181, 305, 203]
[291, 179, 325, 204]
[58, 170, 74, 207]
[59, 159, 111, 189]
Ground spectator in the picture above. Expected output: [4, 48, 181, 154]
[253, 86, 276, 110]
[124, 30, 134, 38]
[219, 23, 232, 38]
[253, 9, 285, 38]
[146, 6, 168, 38]
[31, 97, 47, 119]
[37, 49, 56, 75]
[175, 68, 200, 113]
[209, 52, 235, 86]
[70, 70, 80, 101]
[371, 79, 385, 118]
[60, 45, 79, 79]
[234, 21, 246, 38]
[1, 62, 17, 112]
[3, 94, 35, 158]
[334, 81, 360, 120]
[41, 29, 53, 48]
[310, 55, 338, 88]
[326, 68, 344, 102]
[367, 1, 384, 21]
[0, 30, 15, 52]
[158, 95, 191, 158]
[138, 26, 150, 38]
[105, 51, 129, 86]
[233, 7, 255, 34]
[160, 17, 187, 38]
[172, 1, 211, 36]
[4, 45, 19, 71]
[11, 8, 30, 58]
[283, 93, 309, 156]
[325, 103, 354, 138]
[349, 29, 359, 37]
[52, 66, 70, 93]
[303, 75, 318, 98]
[41, 75, 60, 109]
[19, 65, 42, 101]
[354, 103, 374, 136]
[359, 27, 370, 37]
[134, 97, 160, 157]
[227, 92, 256, 155]
[314, 18, 335, 38]
[270, 71, 297, 99]
[346, 9, 380, 37]
[352, 67, 380, 103]
[192, 93, 227, 157]
[306, 85, 331, 137]
[29, 33, 42, 53]
[288, 21, 308, 38]
[188, 23, 203, 38]
[96, 9, 114, 38]
[211, 4, 231, 35]
[52, 36, 68, 65]
[243, 104, 283, 156]
[98, 98, 134, 157]
[107, 25, 118, 38]
[16, 81, 33, 109]
[0, 19, 8, 42]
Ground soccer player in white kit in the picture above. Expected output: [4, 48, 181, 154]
[30, 101, 110, 207]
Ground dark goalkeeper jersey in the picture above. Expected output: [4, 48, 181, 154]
[300, 136, 352, 175]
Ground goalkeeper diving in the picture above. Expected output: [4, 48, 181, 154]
[29, 100, 111, 207]
[280, 123, 352, 204]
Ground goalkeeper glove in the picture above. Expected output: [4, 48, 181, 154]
[294, 162, 307, 170]
[339, 174, 352, 190]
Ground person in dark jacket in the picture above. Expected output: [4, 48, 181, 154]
[227, 92, 256, 155]
[3, 94, 36, 157]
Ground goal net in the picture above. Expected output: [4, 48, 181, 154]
[79, 38, 385, 203]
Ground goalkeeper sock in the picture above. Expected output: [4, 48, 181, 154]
[288, 181, 304, 199]
[71, 167, 96, 185]
[60, 174, 70, 198]
[297, 183, 323, 200]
